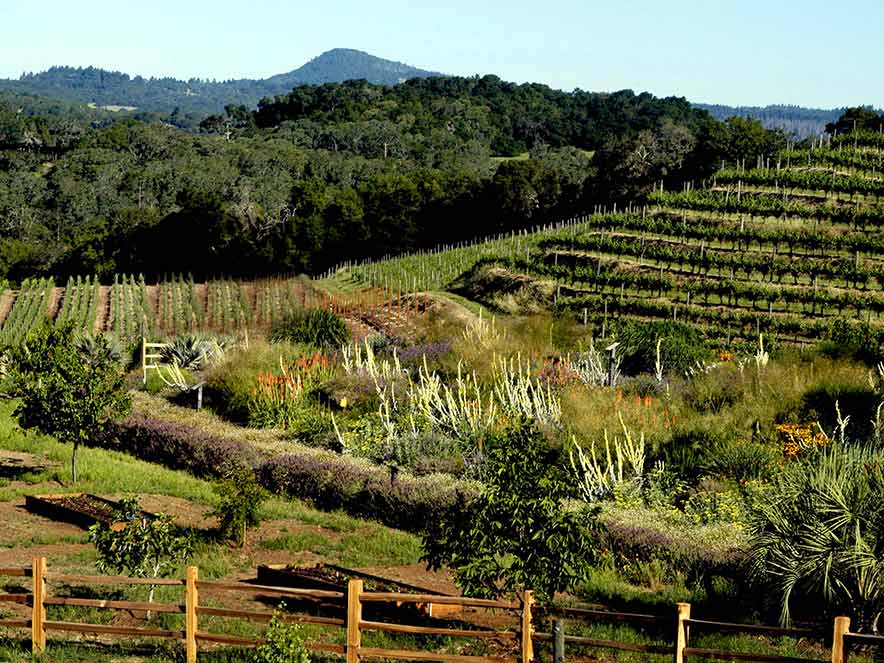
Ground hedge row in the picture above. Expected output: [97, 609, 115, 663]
[96, 413, 478, 533]
[94, 413, 747, 583]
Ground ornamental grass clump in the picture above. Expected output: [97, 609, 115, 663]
[271, 307, 350, 348]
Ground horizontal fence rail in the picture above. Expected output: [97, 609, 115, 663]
[1, 559, 883, 662]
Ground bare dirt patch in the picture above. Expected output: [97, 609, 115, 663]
[47, 287, 64, 319]
[0, 449, 56, 476]
[94, 285, 111, 333]
[0, 289, 16, 327]
[357, 563, 460, 596]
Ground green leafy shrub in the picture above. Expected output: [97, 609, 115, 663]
[88, 497, 192, 610]
[422, 421, 602, 601]
[613, 320, 711, 375]
[270, 308, 350, 348]
[254, 606, 309, 663]
[209, 465, 268, 547]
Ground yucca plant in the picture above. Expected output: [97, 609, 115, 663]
[747, 444, 884, 631]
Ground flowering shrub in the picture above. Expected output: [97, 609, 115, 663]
[600, 504, 747, 586]
[94, 414, 477, 532]
[775, 423, 829, 459]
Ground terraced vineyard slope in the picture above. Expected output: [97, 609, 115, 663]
[337, 131, 884, 345]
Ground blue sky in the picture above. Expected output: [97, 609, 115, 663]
[2, 0, 882, 108]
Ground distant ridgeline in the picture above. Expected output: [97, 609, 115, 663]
[696, 103, 884, 139]
[0, 49, 443, 127]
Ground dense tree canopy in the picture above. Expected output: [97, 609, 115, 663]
[0, 75, 793, 283]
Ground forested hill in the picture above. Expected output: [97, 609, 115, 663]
[694, 103, 884, 139]
[0, 69, 807, 284]
[0, 49, 442, 124]
[246, 76, 711, 156]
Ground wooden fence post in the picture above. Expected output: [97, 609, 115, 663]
[186, 566, 199, 663]
[31, 556, 46, 654]
[552, 618, 565, 663]
[831, 616, 850, 663]
[347, 579, 363, 663]
[521, 590, 534, 663]
[674, 602, 691, 663]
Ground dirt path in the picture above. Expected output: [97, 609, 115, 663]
[0, 289, 16, 327]
[94, 285, 111, 333]
[47, 286, 64, 321]
[196, 283, 209, 326]
[146, 284, 160, 331]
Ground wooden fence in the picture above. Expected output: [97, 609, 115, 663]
[2, 559, 883, 663]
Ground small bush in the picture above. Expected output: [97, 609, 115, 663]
[271, 308, 350, 348]
[800, 382, 879, 441]
[209, 465, 267, 547]
[613, 320, 711, 376]
[655, 427, 725, 479]
[254, 606, 310, 663]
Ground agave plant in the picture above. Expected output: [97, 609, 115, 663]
[76, 333, 123, 367]
[160, 335, 224, 370]
[747, 444, 884, 631]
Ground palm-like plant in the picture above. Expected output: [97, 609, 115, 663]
[747, 444, 884, 631]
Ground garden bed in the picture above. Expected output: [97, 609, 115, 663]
[24, 493, 154, 529]
[257, 562, 463, 618]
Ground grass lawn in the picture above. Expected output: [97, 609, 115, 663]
[0, 399, 422, 662]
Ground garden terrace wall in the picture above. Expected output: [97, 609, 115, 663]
[96, 414, 478, 533]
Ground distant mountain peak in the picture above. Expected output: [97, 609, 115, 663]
[271, 48, 442, 86]
[0, 49, 443, 119]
